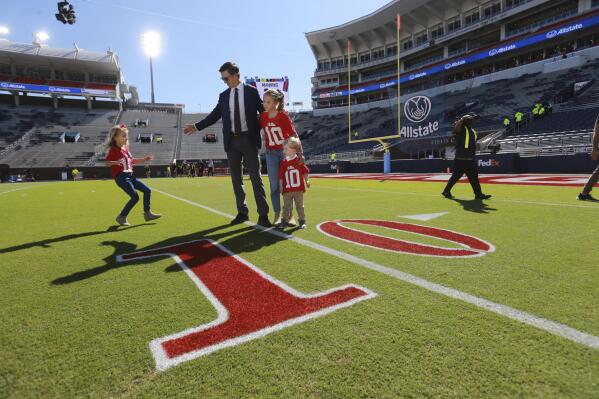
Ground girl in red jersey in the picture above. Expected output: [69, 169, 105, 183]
[260, 89, 303, 226]
[278, 137, 310, 229]
[104, 124, 161, 226]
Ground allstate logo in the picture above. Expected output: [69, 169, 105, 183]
[546, 30, 558, 39]
[489, 49, 498, 56]
[0, 82, 8, 88]
[404, 95, 432, 123]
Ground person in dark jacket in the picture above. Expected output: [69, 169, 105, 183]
[442, 112, 492, 200]
[183, 62, 270, 227]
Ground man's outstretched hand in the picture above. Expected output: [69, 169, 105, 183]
[183, 124, 198, 135]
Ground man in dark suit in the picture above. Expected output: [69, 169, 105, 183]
[184, 62, 271, 227]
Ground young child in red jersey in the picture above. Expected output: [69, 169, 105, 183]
[260, 89, 303, 226]
[278, 137, 310, 229]
[104, 124, 161, 226]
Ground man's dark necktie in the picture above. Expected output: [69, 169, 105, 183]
[234, 88, 242, 134]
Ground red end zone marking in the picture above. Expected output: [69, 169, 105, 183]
[312, 173, 595, 187]
[318, 219, 494, 257]
[118, 239, 375, 371]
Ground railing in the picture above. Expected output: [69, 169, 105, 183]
[308, 150, 373, 164]
[496, 131, 593, 153]
[518, 144, 592, 156]
[0, 127, 36, 160]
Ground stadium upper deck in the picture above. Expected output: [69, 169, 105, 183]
[306, 0, 599, 110]
[0, 40, 123, 108]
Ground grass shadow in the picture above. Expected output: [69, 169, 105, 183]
[0, 224, 154, 255]
[450, 198, 498, 214]
[51, 222, 290, 284]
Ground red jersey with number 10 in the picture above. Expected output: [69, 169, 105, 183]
[278, 155, 309, 193]
[259, 111, 296, 150]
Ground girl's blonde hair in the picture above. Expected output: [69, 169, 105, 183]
[104, 124, 129, 150]
[284, 136, 301, 151]
[263, 89, 285, 112]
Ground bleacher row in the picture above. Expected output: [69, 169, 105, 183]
[2, 56, 599, 169]
[294, 58, 599, 159]
[0, 97, 226, 168]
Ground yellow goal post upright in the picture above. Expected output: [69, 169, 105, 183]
[347, 14, 401, 173]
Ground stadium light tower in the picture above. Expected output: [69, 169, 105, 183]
[35, 31, 50, 43]
[32, 31, 49, 54]
[142, 31, 161, 104]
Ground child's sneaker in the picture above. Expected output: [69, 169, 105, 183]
[287, 217, 297, 227]
[144, 211, 162, 222]
[273, 212, 282, 227]
[116, 215, 130, 226]
[298, 220, 306, 229]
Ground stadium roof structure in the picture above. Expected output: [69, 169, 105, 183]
[0, 40, 120, 73]
[305, 0, 422, 55]
[304, 0, 544, 60]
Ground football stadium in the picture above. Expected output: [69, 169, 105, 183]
[1, 1, 599, 397]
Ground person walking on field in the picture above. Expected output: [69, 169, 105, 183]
[578, 113, 599, 201]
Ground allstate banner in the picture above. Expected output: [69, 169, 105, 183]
[245, 77, 290, 105]
[0, 81, 116, 97]
[399, 94, 447, 139]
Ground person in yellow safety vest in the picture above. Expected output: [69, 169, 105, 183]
[503, 116, 511, 135]
[532, 105, 539, 118]
[515, 111, 523, 123]
[515, 111, 523, 131]
[539, 106, 546, 118]
[442, 112, 491, 200]
[71, 168, 79, 180]
[330, 152, 336, 162]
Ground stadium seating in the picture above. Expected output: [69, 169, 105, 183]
[178, 113, 226, 161]
[297, 58, 599, 160]
[0, 96, 118, 167]
[118, 108, 180, 165]
[0, 96, 120, 167]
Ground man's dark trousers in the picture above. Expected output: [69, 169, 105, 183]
[444, 158, 483, 196]
[227, 134, 269, 216]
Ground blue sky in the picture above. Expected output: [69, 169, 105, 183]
[2, 0, 390, 112]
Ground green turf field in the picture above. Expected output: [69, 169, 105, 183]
[1, 176, 598, 398]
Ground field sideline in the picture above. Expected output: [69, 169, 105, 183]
[1, 176, 598, 398]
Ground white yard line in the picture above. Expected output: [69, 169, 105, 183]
[313, 185, 599, 210]
[0, 183, 53, 197]
[153, 188, 599, 351]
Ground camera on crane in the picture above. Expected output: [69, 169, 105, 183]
[56, 1, 76, 25]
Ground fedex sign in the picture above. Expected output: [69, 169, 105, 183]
[478, 159, 501, 167]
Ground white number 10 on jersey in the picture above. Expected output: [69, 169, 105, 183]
[285, 169, 301, 189]
[264, 126, 285, 147]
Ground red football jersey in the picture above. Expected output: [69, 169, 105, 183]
[278, 155, 310, 193]
[105, 145, 134, 178]
[259, 111, 296, 150]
